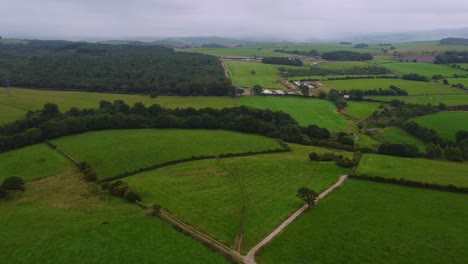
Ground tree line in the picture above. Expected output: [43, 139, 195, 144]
[321, 51, 373, 61]
[262, 57, 304, 66]
[284, 66, 390, 77]
[0, 40, 232, 96]
[435, 51, 468, 64]
[273, 49, 320, 57]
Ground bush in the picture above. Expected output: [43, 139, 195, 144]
[84, 172, 97, 182]
[0, 186, 7, 198]
[309, 152, 320, 161]
[2, 176, 25, 191]
[124, 190, 142, 202]
[78, 161, 91, 171]
[111, 184, 129, 197]
[340, 136, 355, 146]
[336, 157, 355, 168]
[100, 182, 111, 190]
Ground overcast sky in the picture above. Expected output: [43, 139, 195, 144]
[2, 0, 468, 41]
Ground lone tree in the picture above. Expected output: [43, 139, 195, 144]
[252, 85, 263, 95]
[297, 187, 318, 207]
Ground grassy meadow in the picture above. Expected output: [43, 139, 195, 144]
[368, 94, 468, 106]
[411, 111, 468, 141]
[318, 61, 374, 70]
[123, 144, 351, 252]
[381, 62, 467, 78]
[52, 129, 282, 179]
[224, 60, 285, 89]
[0, 143, 71, 182]
[345, 101, 381, 118]
[368, 126, 426, 151]
[0, 87, 235, 124]
[323, 78, 461, 95]
[257, 179, 468, 264]
[240, 96, 350, 131]
[0, 169, 227, 264]
[356, 154, 468, 187]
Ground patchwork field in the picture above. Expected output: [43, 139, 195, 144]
[381, 62, 467, 78]
[52, 129, 283, 179]
[123, 144, 351, 252]
[263, 43, 385, 55]
[368, 126, 426, 151]
[0, 169, 227, 264]
[288, 74, 397, 81]
[368, 94, 468, 106]
[356, 154, 468, 187]
[323, 78, 462, 95]
[257, 179, 468, 264]
[0, 143, 71, 182]
[411, 111, 468, 141]
[239, 96, 350, 131]
[345, 101, 381, 118]
[224, 60, 285, 89]
[318, 61, 374, 70]
[184, 48, 288, 57]
[0, 87, 235, 124]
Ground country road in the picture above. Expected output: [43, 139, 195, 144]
[243, 175, 349, 264]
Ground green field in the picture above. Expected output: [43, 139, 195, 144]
[224, 60, 285, 89]
[0, 144, 71, 182]
[183, 48, 288, 57]
[0, 87, 235, 124]
[52, 129, 282, 179]
[345, 101, 381, 118]
[262, 43, 386, 55]
[368, 94, 468, 106]
[240, 96, 350, 131]
[258, 179, 468, 264]
[323, 78, 461, 95]
[318, 61, 374, 70]
[367, 126, 426, 151]
[124, 144, 351, 252]
[447, 78, 468, 87]
[356, 154, 468, 187]
[411, 111, 468, 141]
[0, 169, 226, 264]
[381, 62, 467, 78]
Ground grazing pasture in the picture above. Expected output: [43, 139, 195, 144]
[257, 180, 468, 264]
[356, 154, 468, 187]
[318, 61, 374, 70]
[411, 111, 468, 141]
[52, 129, 283, 179]
[368, 94, 468, 106]
[345, 101, 381, 118]
[367, 126, 426, 151]
[0, 143, 71, 182]
[240, 96, 350, 131]
[0, 87, 235, 124]
[323, 78, 461, 95]
[380, 62, 467, 78]
[124, 144, 351, 252]
[0, 169, 227, 264]
[224, 60, 285, 89]
[446, 78, 468, 87]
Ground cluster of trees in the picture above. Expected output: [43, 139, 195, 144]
[440, 38, 468, 46]
[262, 57, 303, 66]
[308, 152, 356, 168]
[78, 161, 98, 182]
[435, 51, 468, 64]
[0, 40, 232, 95]
[273, 49, 320, 57]
[321, 51, 373, 61]
[285, 66, 390, 77]
[354, 43, 368, 48]
[402, 74, 429, 82]
[378, 143, 420, 158]
[0, 176, 25, 199]
[325, 90, 348, 110]
[339, 42, 352, 45]
[337, 85, 408, 100]
[100, 180, 142, 202]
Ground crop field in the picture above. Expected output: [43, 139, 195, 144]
[52, 129, 283, 179]
[224, 60, 285, 89]
[0, 169, 226, 264]
[380, 62, 467, 78]
[0, 143, 71, 182]
[411, 111, 468, 141]
[257, 179, 468, 264]
[318, 61, 374, 70]
[239, 96, 350, 131]
[323, 78, 462, 95]
[356, 154, 468, 187]
[123, 144, 351, 252]
[0, 87, 235, 124]
[183, 48, 288, 57]
[368, 94, 468, 106]
[345, 101, 381, 118]
[368, 126, 426, 151]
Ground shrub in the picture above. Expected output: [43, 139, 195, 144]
[78, 161, 90, 171]
[100, 182, 111, 190]
[84, 172, 97, 182]
[336, 157, 355, 168]
[309, 152, 320, 161]
[124, 190, 142, 202]
[2, 176, 25, 191]
[112, 184, 129, 196]
[0, 186, 7, 198]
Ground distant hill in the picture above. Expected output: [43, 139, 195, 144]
[440, 38, 468, 46]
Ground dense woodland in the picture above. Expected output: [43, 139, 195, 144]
[261, 57, 304, 66]
[0, 40, 232, 95]
[435, 51, 468, 64]
[440, 38, 468, 46]
[321, 51, 373, 61]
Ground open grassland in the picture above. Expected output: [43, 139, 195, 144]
[354, 133, 380, 149]
[224, 60, 284, 89]
[0, 143, 71, 182]
[183, 48, 288, 57]
[0, 87, 235, 124]
[288, 74, 396, 81]
[368, 94, 468, 106]
[124, 144, 351, 252]
[447, 78, 468, 87]
[323, 78, 462, 95]
[52, 129, 282, 179]
[0, 169, 227, 264]
[381, 62, 467, 77]
[356, 154, 468, 187]
[318, 61, 374, 70]
[257, 180, 468, 264]
[411, 111, 468, 141]
[240, 96, 350, 131]
[368, 126, 426, 151]
[345, 101, 381, 118]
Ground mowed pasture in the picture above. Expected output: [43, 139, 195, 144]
[52, 129, 283, 179]
[381, 62, 467, 78]
[368, 94, 468, 106]
[0, 87, 235, 124]
[257, 180, 468, 264]
[0, 169, 227, 264]
[356, 154, 468, 187]
[224, 60, 285, 89]
[323, 78, 462, 95]
[239, 96, 350, 131]
[0, 143, 71, 182]
[124, 144, 351, 252]
[345, 101, 381, 119]
[411, 111, 468, 141]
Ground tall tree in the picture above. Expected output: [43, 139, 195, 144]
[297, 187, 319, 207]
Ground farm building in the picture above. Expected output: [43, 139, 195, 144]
[262, 89, 273, 95]
[274, 90, 285, 95]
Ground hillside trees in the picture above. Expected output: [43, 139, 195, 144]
[262, 57, 304, 66]
[321, 51, 373, 61]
